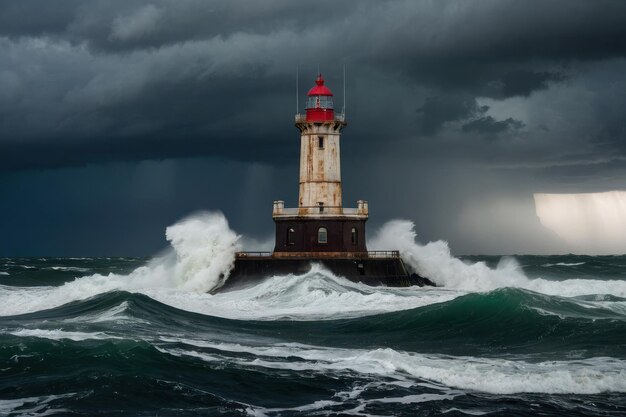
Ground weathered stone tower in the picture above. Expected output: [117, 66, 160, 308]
[272, 74, 368, 254]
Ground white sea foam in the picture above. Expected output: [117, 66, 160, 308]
[61, 301, 147, 325]
[0, 272, 9, 276]
[369, 220, 530, 292]
[6, 328, 123, 341]
[1, 215, 626, 319]
[0, 393, 75, 416]
[0, 211, 241, 316]
[143, 265, 458, 320]
[370, 220, 626, 298]
[0, 267, 455, 320]
[442, 408, 490, 416]
[143, 219, 626, 319]
[542, 262, 586, 267]
[49, 266, 91, 272]
[158, 339, 626, 395]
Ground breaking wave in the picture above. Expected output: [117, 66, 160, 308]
[2, 213, 626, 319]
[370, 219, 626, 298]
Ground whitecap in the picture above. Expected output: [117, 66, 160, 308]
[542, 262, 586, 267]
[370, 220, 626, 298]
[1, 215, 625, 320]
[5, 328, 123, 341]
[48, 266, 91, 272]
[157, 339, 626, 395]
[0, 211, 241, 317]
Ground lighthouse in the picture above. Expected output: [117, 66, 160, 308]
[221, 74, 435, 291]
[272, 74, 368, 254]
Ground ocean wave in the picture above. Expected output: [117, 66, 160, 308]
[1, 215, 626, 322]
[2, 266, 626, 326]
[0, 393, 76, 416]
[5, 288, 623, 360]
[246, 389, 463, 416]
[144, 266, 459, 321]
[48, 267, 91, 272]
[157, 339, 626, 395]
[542, 262, 587, 267]
[4, 328, 123, 341]
[0, 272, 457, 320]
[371, 220, 626, 298]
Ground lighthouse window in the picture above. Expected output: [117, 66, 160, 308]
[319, 96, 333, 109]
[351, 228, 358, 245]
[318, 227, 328, 244]
[306, 96, 334, 109]
[287, 228, 295, 245]
[318, 136, 324, 148]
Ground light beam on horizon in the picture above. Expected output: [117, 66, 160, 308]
[534, 191, 626, 254]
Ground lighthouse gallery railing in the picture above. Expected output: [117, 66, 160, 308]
[236, 251, 400, 259]
[295, 113, 345, 123]
[273, 207, 366, 216]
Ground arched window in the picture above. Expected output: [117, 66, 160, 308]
[351, 227, 358, 245]
[318, 227, 328, 244]
[287, 228, 295, 245]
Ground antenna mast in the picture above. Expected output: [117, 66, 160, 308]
[296, 66, 299, 114]
[342, 64, 346, 117]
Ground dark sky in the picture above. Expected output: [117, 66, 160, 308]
[1, 0, 626, 256]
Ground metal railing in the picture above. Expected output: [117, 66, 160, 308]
[278, 205, 342, 214]
[236, 251, 400, 259]
[236, 252, 273, 258]
[367, 251, 400, 258]
[273, 203, 368, 217]
[295, 113, 346, 123]
[273, 207, 367, 216]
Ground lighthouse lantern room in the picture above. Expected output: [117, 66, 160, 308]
[272, 74, 368, 254]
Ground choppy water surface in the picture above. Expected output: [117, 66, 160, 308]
[1, 214, 625, 416]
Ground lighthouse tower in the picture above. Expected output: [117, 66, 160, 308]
[224, 73, 435, 290]
[272, 74, 369, 254]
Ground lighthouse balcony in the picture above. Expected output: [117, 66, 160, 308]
[272, 200, 368, 219]
[295, 113, 345, 123]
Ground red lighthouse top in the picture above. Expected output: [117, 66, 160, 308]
[307, 74, 333, 96]
[305, 74, 335, 121]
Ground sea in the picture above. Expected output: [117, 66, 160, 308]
[1, 213, 625, 416]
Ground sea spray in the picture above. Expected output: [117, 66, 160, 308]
[4, 215, 626, 319]
[144, 265, 457, 320]
[369, 219, 626, 297]
[104, 211, 240, 292]
[369, 219, 529, 291]
[0, 212, 240, 316]
[164, 211, 241, 292]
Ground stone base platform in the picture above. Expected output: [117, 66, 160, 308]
[215, 252, 435, 292]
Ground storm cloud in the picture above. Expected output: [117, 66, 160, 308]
[1, 0, 626, 255]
